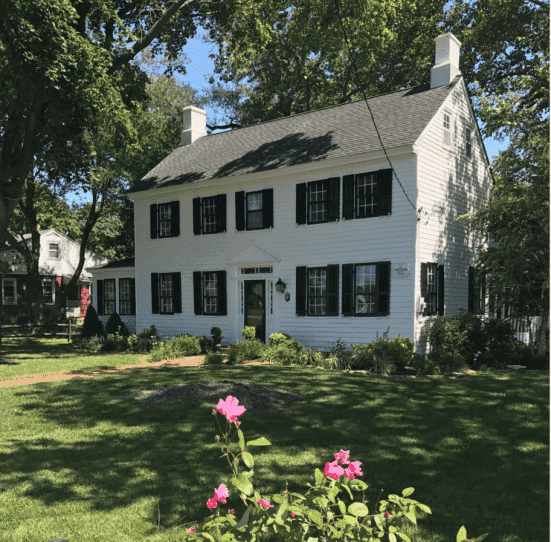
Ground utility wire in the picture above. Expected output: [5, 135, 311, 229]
[333, 0, 419, 217]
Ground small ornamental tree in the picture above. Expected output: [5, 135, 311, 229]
[104, 311, 129, 337]
[81, 305, 104, 339]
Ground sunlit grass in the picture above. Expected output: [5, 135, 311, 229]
[0, 340, 548, 541]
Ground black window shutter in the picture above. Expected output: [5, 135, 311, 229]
[236, 191, 245, 231]
[217, 270, 227, 315]
[296, 266, 307, 316]
[193, 271, 203, 315]
[378, 169, 393, 216]
[193, 197, 202, 235]
[173, 272, 182, 313]
[97, 280, 104, 315]
[130, 278, 136, 315]
[216, 194, 227, 232]
[262, 188, 273, 229]
[378, 262, 391, 316]
[296, 183, 307, 225]
[468, 267, 474, 312]
[342, 264, 354, 316]
[171, 201, 180, 237]
[328, 177, 340, 221]
[327, 264, 339, 316]
[438, 264, 445, 316]
[420, 263, 428, 298]
[150, 204, 158, 239]
[151, 273, 159, 314]
[343, 175, 355, 220]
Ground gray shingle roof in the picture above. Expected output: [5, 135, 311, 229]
[129, 77, 460, 194]
[93, 257, 135, 269]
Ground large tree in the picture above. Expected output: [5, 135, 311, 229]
[0, 0, 242, 241]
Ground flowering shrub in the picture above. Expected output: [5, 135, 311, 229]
[80, 286, 90, 317]
[182, 396, 488, 542]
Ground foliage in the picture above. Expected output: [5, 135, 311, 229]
[268, 332, 303, 353]
[298, 348, 326, 367]
[371, 355, 396, 375]
[437, 351, 467, 374]
[138, 325, 159, 340]
[411, 354, 441, 376]
[184, 397, 487, 542]
[348, 330, 414, 371]
[203, 0, 446, 129]
[226, 339, 264, 365]
[204, 353, 225, 365]
[104, 311, 129, 337]
[80, 305, 104, 340]
[199, 336, 213, 354]
[148, 334, 203, 362]
[260, 344, 300, 365]
[426, 317, 469, 361]
[211, 326, 223, 337]
[241, 326, 256, 340]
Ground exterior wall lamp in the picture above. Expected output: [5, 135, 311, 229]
[275, 278, 286, 293]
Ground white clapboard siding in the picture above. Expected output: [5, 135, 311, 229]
[413, 78, 492, 352]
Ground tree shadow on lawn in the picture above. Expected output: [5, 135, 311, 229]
[3, 366, 549, 541]
[0, 339, 85, 360]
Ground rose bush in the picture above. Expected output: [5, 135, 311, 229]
[183, 396, 488, 542]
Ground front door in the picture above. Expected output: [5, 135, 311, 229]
[244, 280, 266, 343]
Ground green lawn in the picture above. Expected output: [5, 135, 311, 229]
[0, 339, 549, 542]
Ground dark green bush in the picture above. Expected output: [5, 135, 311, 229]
[205, 353, 225, 365]
[261, 344, 299, 365]
[138, 325, 158, 340]
[242, 326, 256, 340]
[484, 318, 517, 357]
[170, 335, 202, 356]
[411, 354, 441, 376]
[226, 339, 264, 364]
[104, 311, 129, 337]
[268, 333, 303, 353]
[347, 330, 414, 371]
[298, 348, 326, 367]
[80, 305, 104, 339]
[371, 355, 395, 375]
[438, 351, 467, 373]
[199, 335, 213, 354]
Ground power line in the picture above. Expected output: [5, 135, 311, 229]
[332, 0, 419, 217]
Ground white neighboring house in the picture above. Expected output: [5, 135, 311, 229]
[0, 228, 109, 322]
[85, 258, 136, 334]
[90, 33, 494, 351]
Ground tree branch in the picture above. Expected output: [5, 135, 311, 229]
[108, 0, 196, 74]
[207, 121, 242, 131]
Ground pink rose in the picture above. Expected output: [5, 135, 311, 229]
[228, 509, 234, 515]
[291, 512, 296, 517]
[214, 484, 229, 504]
[257, 498, 274, 508]
[334, 449, 350, 464]
[324, 459, 345, 480]
[347, 461, 363, 477]
[206, 498, 218, 509]
[217, 396, 246, 422]
[187, 527, 195, 534]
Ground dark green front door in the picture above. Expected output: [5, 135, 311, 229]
[244, 280, 265, 343]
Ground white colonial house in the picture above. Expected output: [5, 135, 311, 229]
[0, 228, 109, 322]
[89, 33, 493, 351]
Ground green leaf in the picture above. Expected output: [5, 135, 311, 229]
[275, 500, 288, 521]
[233, 456, 239, 470]
[456, 526, 468, 542]
[348, 502, 369, 517]
[396, 532, 412, 542]
[201, 533, 216, 542]
[343, 514, 357, 526]
[220, 533, 235, 542]
[389, 534, 397, 542]
[401, 487, 415, 497]
[306, 509, 324, 529]
[338, 499, 347, 515]
[403, 510, 417, 525]
[349, 479, 368, 491]
[246, 437, 271, 446]
[473, 535, 489, 542]
[415, 503, 432, 514]
[234, 506, 251, 530]
[306, 538, 319, 542]
[230, 473, 253, 496]
[238, 428, 245, 450]
[241, 451, 254, 468]
[314, 468, 324, 485]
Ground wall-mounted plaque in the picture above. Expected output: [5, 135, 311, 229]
[392, 263, 411, 278]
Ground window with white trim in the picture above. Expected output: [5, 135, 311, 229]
[104, 279, 116, 315]
[2, 278, 16, 305]
[42, 279, 55, 304]
[119, 279, 132, 315]
[160, 274, 174, 314]
[203, 197, 217, 233]
[158, 204, 172, 237]
[356, 173, 377, 217]
[465, 127, 472, 158]
[309, 181, 327, 223]
[443, 112, 451, 147]
[49, 243, 60, 259]
[245, 191, 264, 230]
[204, 272, 218, 314]
[308, 268, 327, 316]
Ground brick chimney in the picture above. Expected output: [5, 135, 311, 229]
[430, 33, 461, 89]
[181, 105, 207, 146]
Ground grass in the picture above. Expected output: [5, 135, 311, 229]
[0, 339, 549, 542]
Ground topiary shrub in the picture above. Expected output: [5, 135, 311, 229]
[138, 325, 158, 340]
[104, 311, 129, 337]
[205, 353, 225, 365]
[80, 304, 104, 339]
[199, 335, 213, 354]
[242, 326, 256, 340]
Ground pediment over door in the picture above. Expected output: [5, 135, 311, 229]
[228, 244, 280, 267]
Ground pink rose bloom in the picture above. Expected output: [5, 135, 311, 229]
[334, 449, 350, 464]
[217, 395, 246, 422]
[347, 461, 363, 476]
[206, 498, 218, 509]
[257, 498, 274, 508]
[384, 511, 390, 518]
[324, 460, 345, 480]
[214, 484, 229, 503]
[187, 527, 196, 534]
[291, 512, 296, 517]
[343, 468, 356, 479]
[228, 509, 234, 515]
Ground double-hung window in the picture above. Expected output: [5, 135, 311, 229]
[465, 127, 472, 158]
[119, 278, 135, 315]
[49, 243, 60, 259]
[2, 278, 16, 305]
[443, 112, 451, 147]
[468, 267, 485, 314]
[296, 178, 339, 225]
[42, 279, 55, 304]
[421, 263, 444, 316]
[193, 271, 227, 315]
[296, 265, 339, 316]
[193, 195, 227, 234]
[235, 189, 273, 231]
[151, 272, 181, 315]
[342, 169, 392, 220]
[104, 279, 116, 315]
[150, 201, 180, 238]
[342, 262, 390, 316]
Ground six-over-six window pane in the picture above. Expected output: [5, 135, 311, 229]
[203, 197, 217, 233]
[309, 181, 327, 223]
[104, 279, 116, 315]
[160, 274, 173, 314]
[355, 265, 377, 314]
[204, 272, 218, 314]
[308, 268, 326, 315]
[158, 204, 172, 237]
[246, 192, 263, 229]
[119, 279, 132, 315]
[356, 173, 377, 217]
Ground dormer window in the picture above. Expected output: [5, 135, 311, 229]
[49, 243, 60, 259]
[443, 113, 451, 147]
